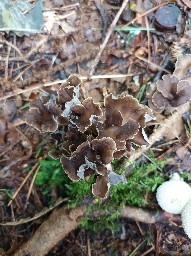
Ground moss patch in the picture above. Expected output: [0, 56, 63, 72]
[35, 154, 165, 232]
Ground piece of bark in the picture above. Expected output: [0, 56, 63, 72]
[14, 205, 86, 256]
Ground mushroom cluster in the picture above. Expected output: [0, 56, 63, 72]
[149, 54, 191, 112]
[156, 173, 191, 239]
[26, 75, 152, 198]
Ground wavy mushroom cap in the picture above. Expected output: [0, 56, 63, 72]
[156, 176, 191, 214]
[181, 199, 191, 239]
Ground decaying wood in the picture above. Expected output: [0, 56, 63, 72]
[14, 205, 87, 256]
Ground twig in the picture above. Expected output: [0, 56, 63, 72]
[1, 198, 68, 226]
[136, 221, 144, 235]
[0, 39, 26, 60]
[87, 237, 92, 256]
[142, 246, 155, 256]
[88, 0, 130, 78]
[13, 59, 42, 82]
[0, 56, 28, 62]
[5, 46, 11, 81]
[152, 54, 170, 83]
[135, 55, 170, 74]
[0, 73, 134, 101]
[121, 2, 167, 28]
[145, 16, 151, 62]
[8, 163, 39, 206]
[25, 35, 50, 59]
[71, 36, 81, 75]
[129, 239, 146, 256]
[44, 3, 80, 11]
[10, 204, 15, 222]
[25, 165, 40, 208]
[142, 153, 163, 172]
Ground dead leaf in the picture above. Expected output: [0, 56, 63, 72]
[60, 20, 77, 34]
[0, 119, 32, 177]
[125, 102, 190, 168]
[181, 0, 191, 9]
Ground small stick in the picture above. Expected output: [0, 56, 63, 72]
[8, 163, 39, 206]
[87, 237, 91, 256]
[44, 3, 80, 11]
[88, 0, 130, 78]
[142, 245, 155, 256]
[142, 153, 163, 172]
[136, 220, 144, 235]
[0, 56, 28, 62]
[4, 46, 11, 81]
[152, 54, 170, 83]
[25, 165, 40, 208]
[1, 198, 68, 226]
[135, 55, 170, 74]
[0, 73, 134, 101]
[13, 59, 41, 82]
[0, 39, 26, 60]
[129, 239, 146, 256]
[120, 2, 167, 28]
[145, 16, 151, 62]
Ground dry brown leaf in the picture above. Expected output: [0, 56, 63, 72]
[125, 102, 190, 168]
[0, 118, 32, 177]
[181, 0, 191, 9]
[150, 103, 190, 141]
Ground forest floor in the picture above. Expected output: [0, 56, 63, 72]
[0, 0, 191, 255]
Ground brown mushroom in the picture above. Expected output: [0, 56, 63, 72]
[60, 141, 95, 181]
[92, 175, 109, 198]
[104, 94, 146, 127]
[26, 98, 59, 132]
[149, 74, 191, 112]
[26, 75, 152, 198]
[91, 137, 116, 165]
[70, 98, 102, 132]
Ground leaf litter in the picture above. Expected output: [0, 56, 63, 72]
[0, 0, 191, 255]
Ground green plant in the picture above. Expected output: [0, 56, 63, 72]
[35, 156, 70, 197]
[35, 154, 166, 233]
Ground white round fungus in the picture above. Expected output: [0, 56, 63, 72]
[181, 199, 191, 239]
[156, 173, 191, 214]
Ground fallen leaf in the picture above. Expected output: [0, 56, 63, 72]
[182, 0, 191, 9]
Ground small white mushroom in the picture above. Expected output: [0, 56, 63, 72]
[156, 173, 191, 214]
[181, 199, 191, 239]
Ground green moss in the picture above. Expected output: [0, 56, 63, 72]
[35, 156, 69, 197]
[35, 154, 166, 233]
